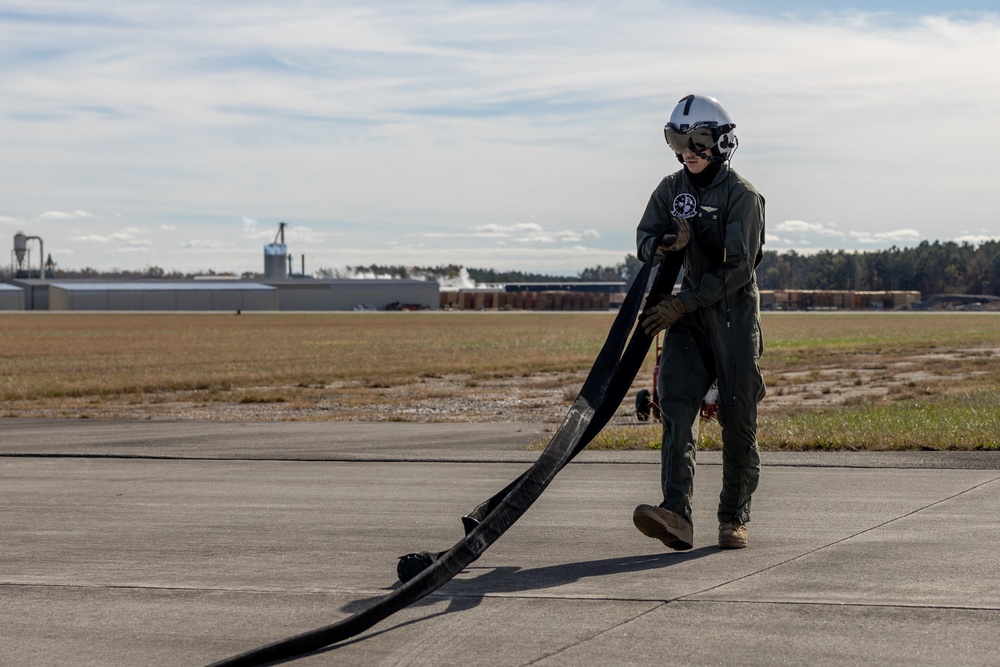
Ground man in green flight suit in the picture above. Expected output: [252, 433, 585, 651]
[633, 94, 766, 550]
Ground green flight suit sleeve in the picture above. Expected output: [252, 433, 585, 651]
[635, 177, 675, 262]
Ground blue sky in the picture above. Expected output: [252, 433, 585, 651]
[2, 1, 999, 276]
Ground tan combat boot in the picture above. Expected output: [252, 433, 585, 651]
[633, 505, 693, 550]
[718, 522, 748, 549]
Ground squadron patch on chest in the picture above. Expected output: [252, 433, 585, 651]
[672, 193, 698, 218]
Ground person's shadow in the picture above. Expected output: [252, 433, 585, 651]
[312, 546, 717, 657]
[245, 547, 718, 665]
[356, 547, 713, 608]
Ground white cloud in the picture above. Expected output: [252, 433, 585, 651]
[772, 220, 845, 238]
[1, 214, 28, 227]
[71, 228, 144, 242]
[116, 243, 151, 253]
[71, 234, 112, 243]
[417, 221, 598, 245]
[39, 210, 96, 220]
[2, 3, 999, 273]
[512, 228, 601, 244]
[281, 225, 329, 245]
[178, 239, 233, 250]
[849, 228, 924, 244]
[769, 220, 927, 250]
[953, 233, 1000, 245]
[476, 223, 545, 235]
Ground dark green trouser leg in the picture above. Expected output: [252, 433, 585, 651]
[656, 324, 712, 524]
[714, 348, 764, 524]
[716, 390, 761, 524]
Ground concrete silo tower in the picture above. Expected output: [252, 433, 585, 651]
[13, 232, 44, 279]
[263, 222, 290, 279]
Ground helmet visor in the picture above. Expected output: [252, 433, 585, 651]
[664, 124, 717, 155]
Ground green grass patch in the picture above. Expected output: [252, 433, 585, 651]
[567, 419, 726, 451]
[587, 425, 662, 450]
[759, 393, 1000, 451]
[584, 392, 1000, 452]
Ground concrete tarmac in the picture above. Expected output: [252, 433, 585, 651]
[2, 418, 999, 666]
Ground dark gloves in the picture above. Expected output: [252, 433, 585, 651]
[653, 215, 691, 265]
[641, 295, 687, 335]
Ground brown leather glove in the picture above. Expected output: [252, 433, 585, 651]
[653, 215, 691, 265]
[641, 295, 687, 336]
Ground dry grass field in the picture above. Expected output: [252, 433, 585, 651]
[1, 311, 998, 450]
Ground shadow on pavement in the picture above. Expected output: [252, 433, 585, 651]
[290, 547, 718, 663]
[442, 547, 716, 596]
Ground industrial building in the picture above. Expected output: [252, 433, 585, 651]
[3, 278, 437, 312]
[47, 282, 278, 311]
[0, 283, 25, 310]
[3, 223, 604, 312]
[3, 224, 440, 312]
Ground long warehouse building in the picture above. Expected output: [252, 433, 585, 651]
[2, 279, 439, 312]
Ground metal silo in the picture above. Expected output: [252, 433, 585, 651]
[13, 231, 43, 279]
[263, 222, 289, 279]
[13, 232, 28, 265]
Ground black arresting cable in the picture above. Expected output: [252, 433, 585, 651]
[208, 246, 683, 667]
[452, 252, 679, 540]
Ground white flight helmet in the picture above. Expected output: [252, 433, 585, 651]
[664, 94, 738, 163]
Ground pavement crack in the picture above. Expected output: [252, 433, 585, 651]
[520, 601, 668, 666]
[0, 581, 389, 597]
[516, 597, 1000, 665]
[679, 599, 1000, 612]
[678, 473, 1000, 602]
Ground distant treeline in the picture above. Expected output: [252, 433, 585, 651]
[36, 266, 252, 280]
[17, 240, 999, 297]
[477, 240, 1000, 296]
[756, 241, 1000, 295]
[469, 261, 641, 283]
[342, 258, 645, 284]
[336, 263, 627, 283]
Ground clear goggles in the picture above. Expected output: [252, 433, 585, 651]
[663, 124, 718, 156]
